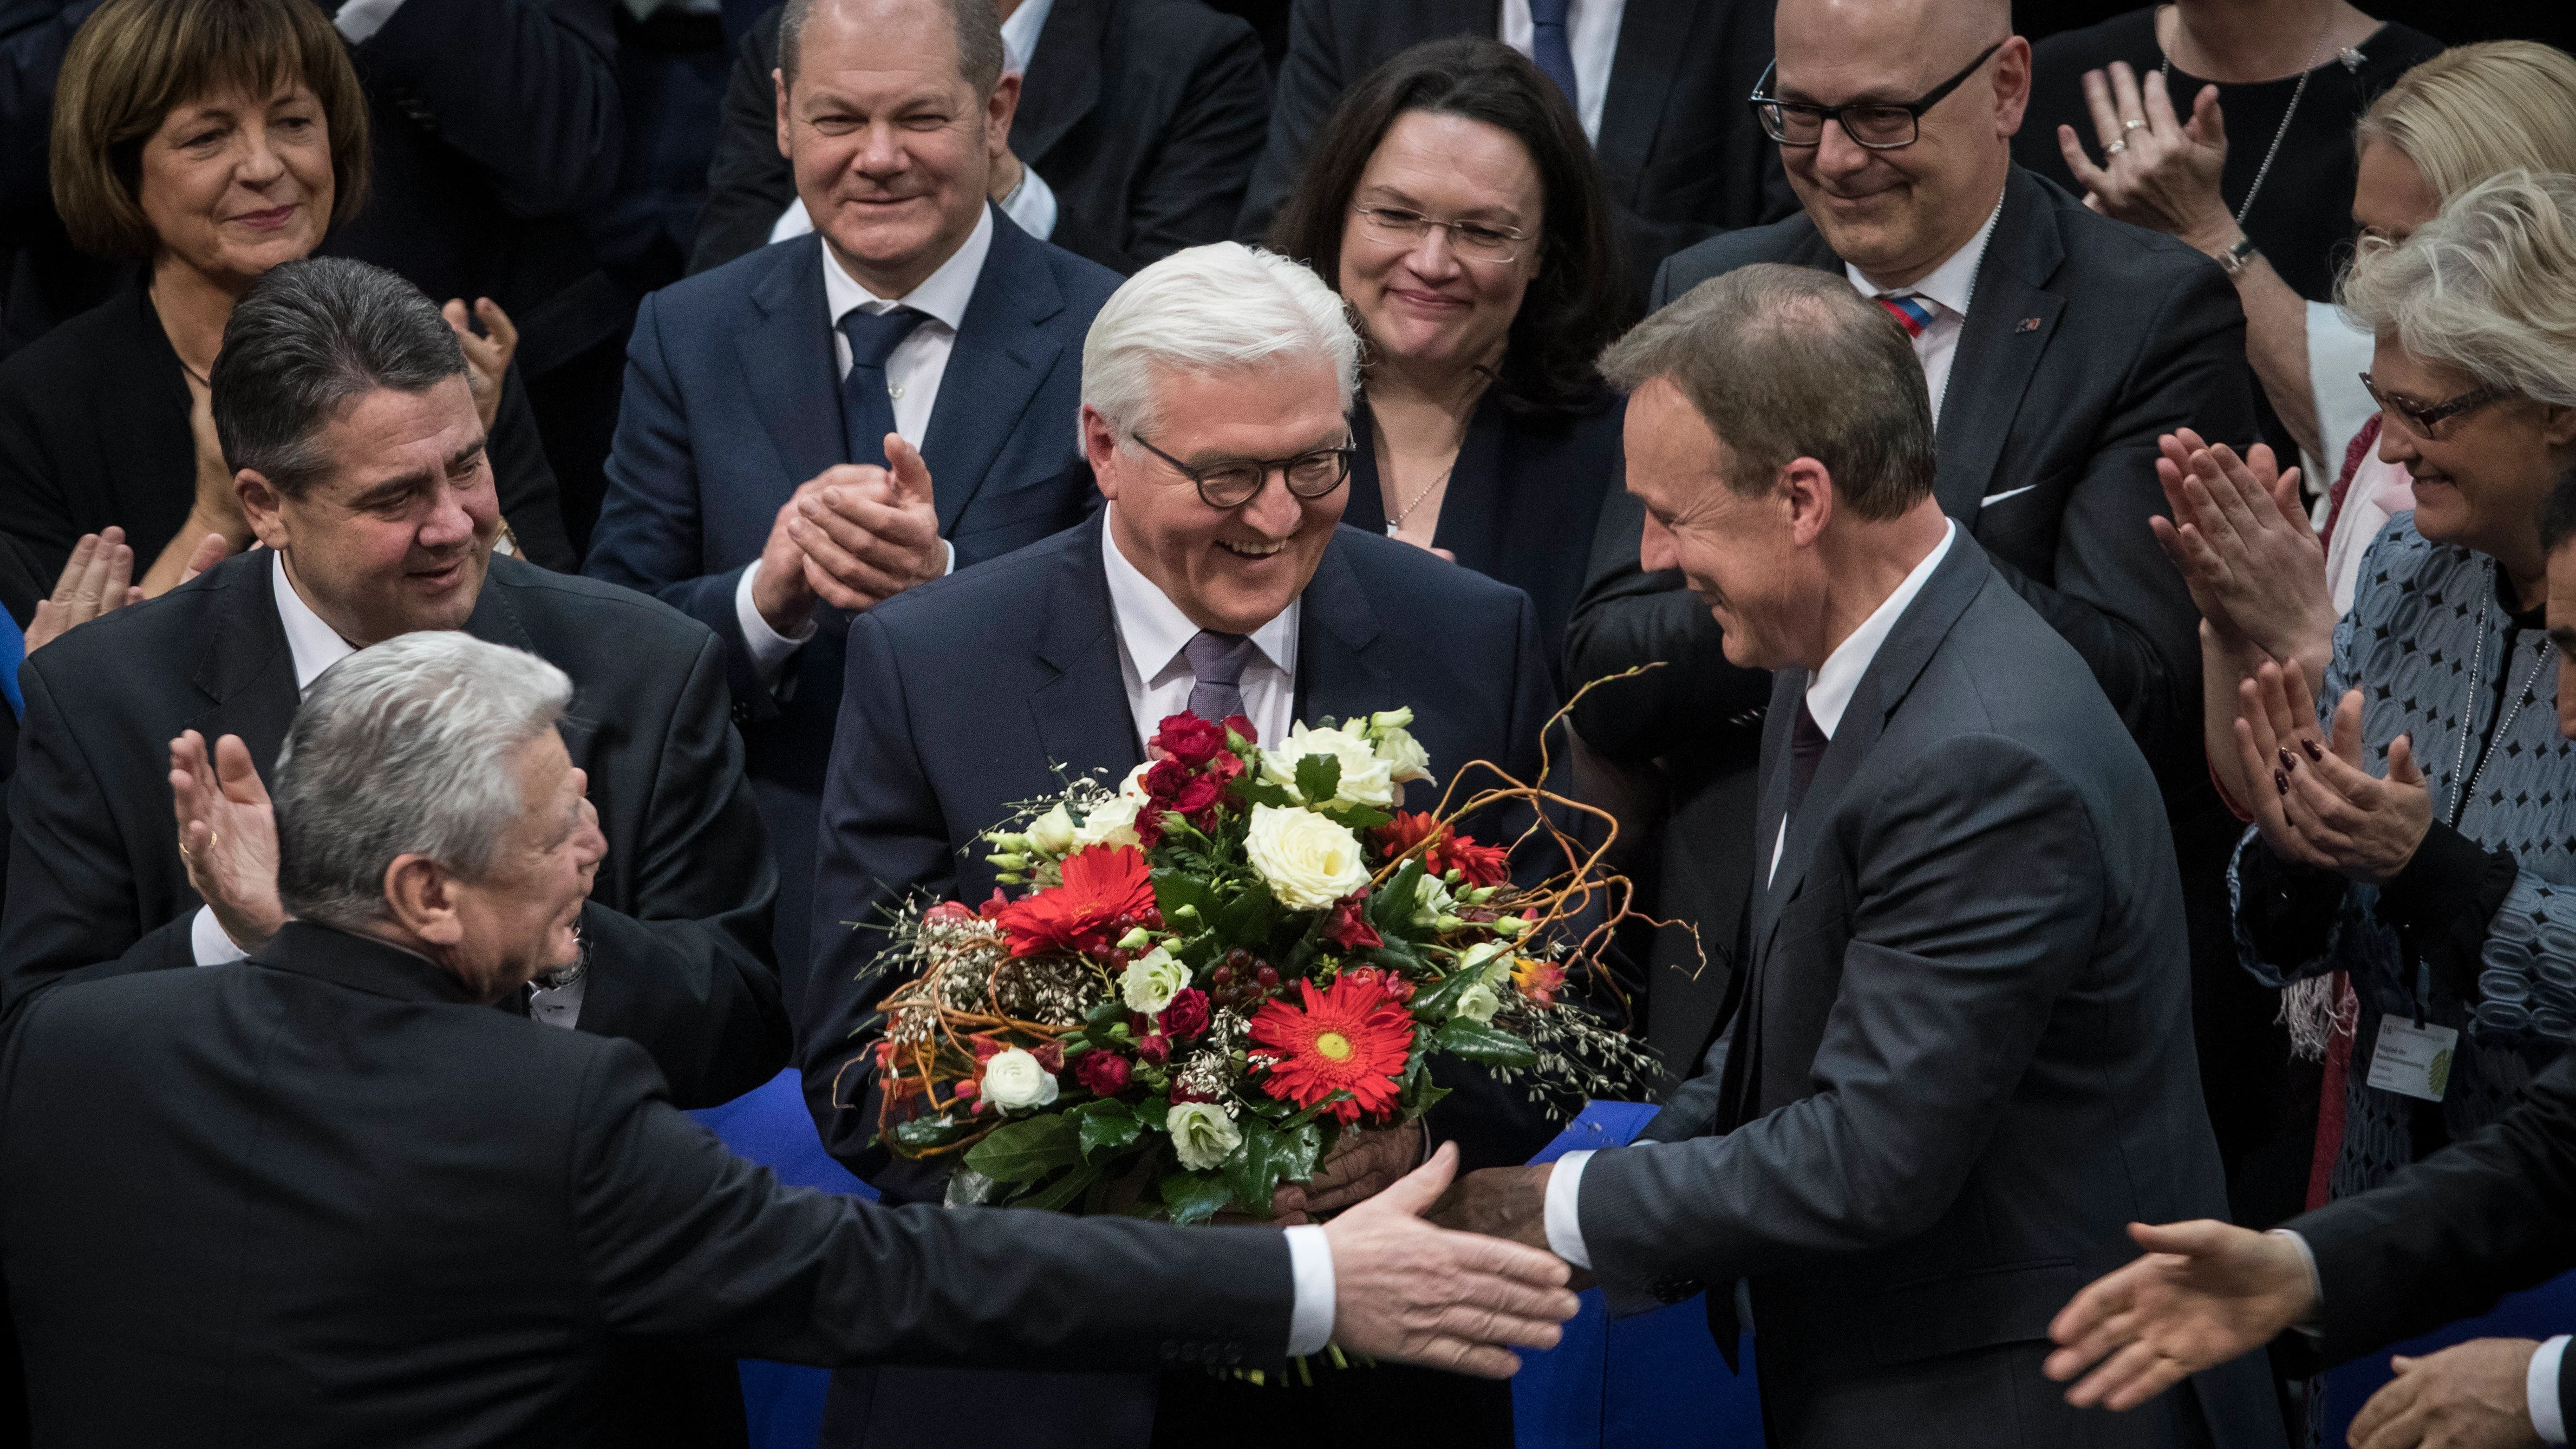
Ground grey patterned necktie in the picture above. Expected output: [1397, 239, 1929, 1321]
[1184, 630, 1258, 724]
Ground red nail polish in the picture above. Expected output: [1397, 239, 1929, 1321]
[2278, 747, 2296, 772]
[2273, 769, 2289, 795]
[2301, 738, 2323, 763]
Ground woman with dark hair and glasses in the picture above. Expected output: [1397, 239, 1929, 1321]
[1266, 35, 1627, 676]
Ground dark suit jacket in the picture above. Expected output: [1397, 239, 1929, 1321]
[0, 281, 571, 626]
[689, 0, 1269, 277]
[1575, 533, 2278, 1449]
[585, 216, 1117, 989]
[0, 550, 787, 1111]
[0, 919, 1297, 1449]
[1235, 0, 1792, 308]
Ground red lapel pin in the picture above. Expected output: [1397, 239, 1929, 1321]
[2016, 316, 2043, 333]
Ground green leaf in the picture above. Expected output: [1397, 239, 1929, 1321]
[1016, 1161, 1104, 1212]
[1159, 1170, 1239, 1226]
[1150, 867, 1208, 925]
[1367, 860, 1425, 935]
[1074, 1099, 1143, 1160]
[1366, 938, 1426, 975]
[964, 1113, 1082, 1183]
[1222, 1119, 1286, 1213]
[1404, 1081, 1453, 1117]
[1216, 885, 1280, 948]
[1133, 1095, 1171, 1131]
[888, 1114, 969, 1152]
[1085, 996, 1132, 1031]
[1272, 1118, 1323, 1186]
[1295, 753, 1341, 807]
[1409, 967, 1482, 1020]
[1437, 1019, 1537, 1068]
[1229, 775, 1297, 810]
[1316, 800, 1393, 831]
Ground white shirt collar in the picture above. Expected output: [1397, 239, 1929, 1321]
[1098, 507, 1297, 682]
[271, 549, 358, 696]
[1804, 519, 1955, 738]
[1846, 189, 2005, 317]
[819, 203, 994, 334]
[997, 0, 1054, 75]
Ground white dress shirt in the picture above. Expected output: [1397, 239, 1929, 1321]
[331, 0, 406, 43]
[191, 555, 587, 1026]
[1098, 508, 1299, 751]
[1845, 193, 2003, 434]
[1543, 520, 1959, 1271]
[733, 208, 995, 674]
[1497, 0, 1626, 145]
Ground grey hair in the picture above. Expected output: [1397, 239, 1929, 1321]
[211, 257, 467, 499]
[2338, 169, 2576, 410]
[273, 632, 573, 932]
[1080, 241, 1362, 446]
[778, 0, 1004, 97]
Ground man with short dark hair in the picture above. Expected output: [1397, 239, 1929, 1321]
[1434, 264, 2281, 1449]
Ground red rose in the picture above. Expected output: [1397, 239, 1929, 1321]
[1074, 1050, 1133, 1095]
[1135, 1031, 1172, 1065]
[1144, 758, 1195, 801]
[1169, 1080, 1218, 1104]
[1030, 1040, 1065, 1072]
[1222, 714, 1258, 747]
[1135, 801, 1169, 848]
[1324, 895, 1382, 950]
[1207, 749, 1246, 785]
[1151, 713, 1227, 767]
[1170, 773, 1225, 821]
[1160, 988, 1211, 1041]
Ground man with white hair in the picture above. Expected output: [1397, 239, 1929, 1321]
[799, 241, 1562, 1445]
[0, 632, 1579, 1449]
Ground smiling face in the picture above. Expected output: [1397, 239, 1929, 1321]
[1335, 109, 1544, 374]
[242, 375, 500, 646]
[433, 730, 606, 1002]
[1626, 378, 1818, 670]
[777, 0, 1015, 298]
[1772, 0, 2024, 287]
[1088, 358, 1349, 636]
[135, 77, 333, 290]
[2371, 337, 2576, 579]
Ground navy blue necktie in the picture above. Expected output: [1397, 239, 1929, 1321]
[837, 305, 928, 467]
[1527, 0, 1580, 113]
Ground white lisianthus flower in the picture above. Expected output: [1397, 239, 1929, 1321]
[1455, 983, 1502, 1025]
[1458, 939, 1514, 983]
[1369, 717, 1433, 787]
[1244, 804, 1373, 910]
[1075, 793, 1143, 850]
[1120, 947, 1189, 1014]
[1260, 723, 1398, 808]
[1026, 802, 1078, 857]
[1167, 1101, 1242, 1171]
[981, 1048, 1060, 1111]
[1410, 873, 1455, 929]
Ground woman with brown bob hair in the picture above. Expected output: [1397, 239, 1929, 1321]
[0, 0, 569, 627]
[1266, 35, 1629, 673]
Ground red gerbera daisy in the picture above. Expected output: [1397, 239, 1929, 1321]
[992, 845, 1154, 958]
[1247, 976, 1416, 1124]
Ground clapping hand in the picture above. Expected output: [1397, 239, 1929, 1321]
[1318, 1143, 1578, 1378]
[27, 528, 140, 652]
[2236, 660, 2432, 884]
[442, 297, 518, 433]
[2149, 429, 2332, 676]
[169, 730, 286, 952]
[791, 434, 947, 611]
[2057, 63, 2237, 253]
[2044, 1220, 2314, 1412]
[2349, 1339, 2547, 1449]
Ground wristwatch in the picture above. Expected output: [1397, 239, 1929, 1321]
[2214, 236, 2261, 278]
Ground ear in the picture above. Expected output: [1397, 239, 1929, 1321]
[985, 71, 1022, 156]
[237, 469, 293, 552]
[773, 68, 793, 160]
[1080, 404, 1124, 501]
[1991, 35, 2033, 140]
[382, 853, 464, 948]
[2540, 403, 2576, 451]
[1782, 458, 1835, 548]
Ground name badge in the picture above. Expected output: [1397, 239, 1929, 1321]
[2366, 1015, 2459, 1103]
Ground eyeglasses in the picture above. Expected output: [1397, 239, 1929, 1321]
[1749, 42, 2004, 151]
[1349, 203, 1529, 264]
[1131, 433, 1354, 510]
[2359, 371, 2513, 441]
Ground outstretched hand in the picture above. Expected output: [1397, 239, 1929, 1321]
[169, 730, 286, 952]
[2058, 64, 2235, 252]
[1320, 1142, 1578, 1379]
[2349, 1339, 2546, 1449]
[2044, 1219, 2314, 1412]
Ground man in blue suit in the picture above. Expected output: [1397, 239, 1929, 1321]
[586, 0, 1120, 991]
[804, 243, 1562, 1447]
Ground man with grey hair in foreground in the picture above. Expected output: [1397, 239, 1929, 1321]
[0, 631, 1576, 1449]
[801, 240, 1561, 1445]
[1431, 263, 2281, 1449]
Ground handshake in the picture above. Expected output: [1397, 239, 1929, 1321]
[752, 433, 952, 636]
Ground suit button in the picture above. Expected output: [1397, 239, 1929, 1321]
[729, 700, 753, 725]
[1652, 1275, 1701, 1304]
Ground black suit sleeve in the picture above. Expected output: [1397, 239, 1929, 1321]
[490, 363, 576, 572]
[2291, 1049, 2576, 1367]
[351, 0, 624, 219]
[1232, 0, 1342, 240]
[1116, 15, 1270, 269]
[689, 6, 797, 276]
[570, 630, 789, 1108]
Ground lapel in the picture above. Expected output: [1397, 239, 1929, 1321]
[738, 236, 850, 499]
[921, 207, 1069, 536]
[1032, 515, 1148, 779]
[1594, 0, 1699, 204]
[1014, 0, 1106, 167]
[1744, 668, 1802, 950]
[1427, 391, 1508, 562]
[465, 561, 600, 763]
[184, 553, 305, 774]
[1932, 168, 2066, 523]
[1292, 532, 1399, 729]
[1750, 532, 1993, 962]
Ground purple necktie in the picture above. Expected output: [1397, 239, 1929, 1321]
[1184, 630, 1257, 726]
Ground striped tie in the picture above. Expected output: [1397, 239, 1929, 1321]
[1876, 292, 1936, 340]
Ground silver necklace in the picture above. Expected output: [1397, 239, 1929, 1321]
[2443, 585, 2555, 829]
[2161, 3, 2339, 227]
[1385, 461, 1455, 536]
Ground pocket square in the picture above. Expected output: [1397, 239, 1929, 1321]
[1979, 485, 2038, 508]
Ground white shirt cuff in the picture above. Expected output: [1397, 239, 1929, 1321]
[1001, 164, 1058, 241]
[191, 905, 250, 966]
[1282, 1223, 1335, 1356]
[1544, 1149, 1594, 1270]
[331, 0, 407, 43]
[2531, 1336, 2570, 1444]
[734, 561, 816, 681]
[2271, 1229, 2324, 1331]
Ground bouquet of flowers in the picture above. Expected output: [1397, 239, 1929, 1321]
[864, 706, 1661, 1224]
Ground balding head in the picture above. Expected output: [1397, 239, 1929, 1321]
[778, 0, 1005, 96]
[1770, 0, 2027, 288]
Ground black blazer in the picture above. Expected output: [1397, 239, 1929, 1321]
[1234, 0, 1792, 308]
[689, 0, 1269, 277]
[1581, 533, 2281, 1449]
[1344, 387, 1623, 679]
[0, 550, 788, 1111]
[0, 919, 1297, 1448]
[0, 281, 573, 627]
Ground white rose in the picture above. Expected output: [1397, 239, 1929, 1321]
[1371, 721, 1433, 787]
[981, 1048, 1060, 1111]
[1455, 983, 1502, 1025]
[1075, 793, 1143, 850]
[1027, 803, 1078, 857]
[1243, 804, 1373, 911]
[1261, 723, 1398, 808]
[1410, 873, 1455, 929]
[1118, 762, 1153, 801]
[1120, 946, 1188, 1014]
[1166, 1100, 1242, 1171]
